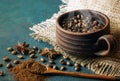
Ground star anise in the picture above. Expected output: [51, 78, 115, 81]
[40, 48, 61, 59]
[16, 42, 30, 54]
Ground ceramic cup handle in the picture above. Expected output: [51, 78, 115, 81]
[95, 35, 116, 56]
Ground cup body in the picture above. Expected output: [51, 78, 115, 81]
[56, 10, 110, 56]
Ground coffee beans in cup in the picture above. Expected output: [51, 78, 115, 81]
[61, 14, 105, 33]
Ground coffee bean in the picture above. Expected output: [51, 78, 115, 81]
[13, 60, 20, 64]
[33, 46, 38, 50]
[75, 67, 80, 71]
[11, 50, 18, 55]
[0, 71, 4, 76]
[30, 54, 36, 58]
[63, 55, 69, 60]
[0, 63, 3, 67]
[60, 59, 66, 65]
[6, 63, 13, 68]
[53, 65, 58, 70]
[7, 47, 13, 52]
[17, 55, 24, 59]
[29, 50, 35, 54]
[3, 56, 10, 62]
[49, 59, 55, 64]
[66, 61, 72, 66]
[77, 14, 80, 19]
[40, 58, 45, 62]
[25, 44, 29, 47]
[46, 64, 52, 68]
[74, 63, 80, 67]
[60, 66, 66, 71]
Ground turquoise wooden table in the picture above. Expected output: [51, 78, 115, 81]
[0, 0, 104, 81]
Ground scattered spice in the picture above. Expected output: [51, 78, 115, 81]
[9, 60, 47, 81]
[16, 42, 30, 54]
[40, 48, 60, 59]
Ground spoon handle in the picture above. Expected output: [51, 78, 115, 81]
[44, 69, 119, 80]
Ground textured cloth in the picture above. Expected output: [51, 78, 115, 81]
[30, 0, 120, 76]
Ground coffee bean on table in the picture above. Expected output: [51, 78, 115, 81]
[66, 61, 72, 66]
[40, 58, 45, 62]
[11, 50, 18, 55]
[30, 54, 36, 58]
[60, 59, 66, 65]
[33, 46, 38, 50]
[29, 50, 35, 54]
[60, 66, 66, 71]
[13, 60, 20, 64]
[3, 56, 10, 62]
[53, 65, 58, 70]
[0, 63, 3, 67]
[74, 63, 80, 67]
[17, 55, 24, 59]
[75, 67, 80, 71]
[0, 71, 4, 76]
[7, 47, 14, 52]
[63, 55, 69, 60]
[6, 63, 13, 68]
[49, 59, 55, 64]
[46, 64, 52, 68]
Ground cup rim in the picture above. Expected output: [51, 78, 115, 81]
[56, 9, 110, 36]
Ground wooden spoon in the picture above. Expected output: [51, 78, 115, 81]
[41, 66, 120, 81]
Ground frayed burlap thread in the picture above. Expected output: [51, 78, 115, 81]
[30, 0, 120, 76]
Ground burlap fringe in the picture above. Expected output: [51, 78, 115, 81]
[30, 0, 120, 76]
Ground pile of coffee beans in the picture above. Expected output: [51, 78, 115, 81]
[61, 14, 105, 33]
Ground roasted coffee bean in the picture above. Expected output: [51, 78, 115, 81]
[40, 58, 45, 62]
[38, 49, 42, 54]
[60, 59, 66, 65]
[33, 46, 38, 50]
[0, 63, 3, 67]
[17, 55, 24, 59]
[3, 56, 10, 62]
[46, 64, 52, 68]
[25, 44, 29, 47]
[13, 60, 20, 64]
[29, 50, 35, 54]
[60, 66, 66, 71]
[30, 54, 36, 58]
[49, 59, 55, 64]
[6, 63, 13, 68]
[53, 65, 58, 70]
[74, 63, 80, 67]
[7, 47, 14, 52]
[75, 67, 80, 71]
[0, 71, 4, 76]
[11, 50, 18, 55]
[77, 14, 80, 19]
[66, 61, 72, 66]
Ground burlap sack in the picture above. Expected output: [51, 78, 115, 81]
[30, 0, 120, 76]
